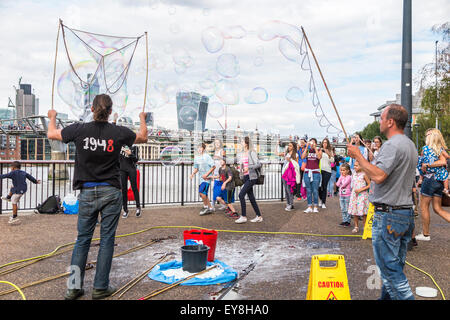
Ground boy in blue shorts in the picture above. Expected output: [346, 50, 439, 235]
[190, 143, 215, 215]
[1, 161, 40, 225]
[212, 158, 238, 219]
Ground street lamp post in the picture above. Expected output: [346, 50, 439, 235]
[435, 40, 439, 129]
[414, 123, 420, 149]
[401, 0, 413, 139]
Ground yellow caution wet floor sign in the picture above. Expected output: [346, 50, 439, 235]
[306, 254, 351, 300]
[362, 203, 375, 240]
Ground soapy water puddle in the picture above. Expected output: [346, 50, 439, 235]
[109, 234, 341, 300]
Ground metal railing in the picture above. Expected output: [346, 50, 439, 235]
[0, 160, 285, 214]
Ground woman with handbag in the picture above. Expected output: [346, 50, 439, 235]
[282, 141, 301, 211]
[235, 136, 263, 224]
[297, 139, 307, 200]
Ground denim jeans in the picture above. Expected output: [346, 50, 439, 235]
[303, 172, 321, 206]
[339, 196, 351, 223]
[282, 178, 294, 206]
[328, 170, 337, 195]
[372, 208, 415, 300]
[239, 175, 261, 217]
[68, 186, 122, 290]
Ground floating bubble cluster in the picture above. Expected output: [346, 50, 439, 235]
[285, 87, 304, 102]
[160, 146, 183, 167]
[216, 53, 240, 78]
[245, 87, 268, 104]
[56, 4, 343, 138]
[208, 101, 225, 118]
[57, 22, 141, 121]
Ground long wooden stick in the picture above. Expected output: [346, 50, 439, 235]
[139, 265, 218, 300]
[142, 31, 149, 112]
[301, 26, 349, 143]
[113, 254, 170, 299]
[51, 19, 62, 110]
[0, 240, 157, 297]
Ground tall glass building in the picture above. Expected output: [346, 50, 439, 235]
[176, 92, 209, 132]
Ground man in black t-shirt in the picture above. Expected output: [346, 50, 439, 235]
[47, 94, 148, 300]
[118, 145, 141, 218]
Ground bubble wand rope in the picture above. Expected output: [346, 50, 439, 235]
[143, 31, 149, 113]
[51, 19, 62, 111]
[300, 26, 349, 143]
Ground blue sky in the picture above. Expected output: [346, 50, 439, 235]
[0, 0, 448, 139]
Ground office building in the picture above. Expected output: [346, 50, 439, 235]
[176, 92, 209, 132]
[15, 83, 39, 120]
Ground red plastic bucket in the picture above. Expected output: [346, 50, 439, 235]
[183, 229, 218, 262]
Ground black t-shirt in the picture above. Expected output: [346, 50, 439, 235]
[219, 166, 235, 191]
[119, 145, 139, 172]
[61, 121, 136, 190]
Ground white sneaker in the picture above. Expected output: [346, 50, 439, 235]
[285, 205, 293, 211]
[218, 204, 227, 211]
[235, 216, 247, 224]
[321, 204, 326, 209]
[415, 233, 431, 241]
[8, 216, 20, 225]
[250, 216, 263, 223]
[318, 200, 323, 207]
[313, 207, 319, 213]
[304, 207, 313, 213]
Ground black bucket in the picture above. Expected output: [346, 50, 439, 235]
[181, 244, 210, 273]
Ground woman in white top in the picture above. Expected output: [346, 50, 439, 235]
[318, 138, 334, 209]
[368, 136, 383, 165]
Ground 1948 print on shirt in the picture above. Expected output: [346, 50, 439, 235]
[82, 137, 115, 152]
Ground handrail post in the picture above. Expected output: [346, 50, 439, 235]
[181, 162, 185, 206]
[0, 163, 3, 215]
[280, 162, 284, 202]
[52, 163, 56, 196]
[141, 162, 146, 208]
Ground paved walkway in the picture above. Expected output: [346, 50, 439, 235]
[0, 197, 448, 300]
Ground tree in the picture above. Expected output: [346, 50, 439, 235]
[413, 22, 450, 149]
[360, 121, 387, 141]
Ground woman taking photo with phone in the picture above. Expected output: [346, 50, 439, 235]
[301, 138, 322, 213]
[318, 138, 334, 209]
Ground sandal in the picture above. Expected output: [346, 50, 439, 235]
[352, 227, 359, 233]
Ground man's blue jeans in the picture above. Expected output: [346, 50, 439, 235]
[68, 186, 122, 290]
[372, 208, 415, 300]
[303, 172, 321, 206]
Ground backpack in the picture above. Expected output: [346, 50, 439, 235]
[230, 165, 243, 187]
[35, 195, 63, 214]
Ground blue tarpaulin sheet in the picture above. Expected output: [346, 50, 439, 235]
[148, 259, 237, 286]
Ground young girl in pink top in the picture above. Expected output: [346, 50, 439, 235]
[336, 163, 352, 227]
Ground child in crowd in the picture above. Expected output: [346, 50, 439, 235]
[336, 163, 352, 227]
[348, 160, 370, 233]
[190, 143, 215, 216]
[212, 158, 239, 219]
[1, 161, 40, 225]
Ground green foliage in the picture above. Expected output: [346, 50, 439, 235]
[359, 121, 387, 141]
